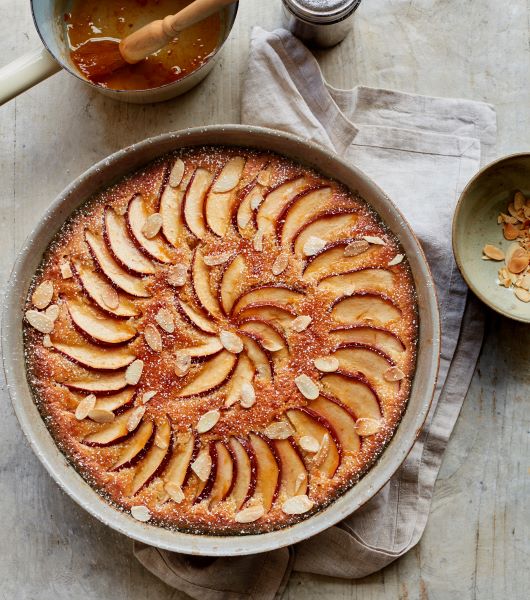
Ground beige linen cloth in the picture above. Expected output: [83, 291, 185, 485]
[134, 27, 497, 599]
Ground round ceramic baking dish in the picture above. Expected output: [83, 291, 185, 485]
[2, 125, 440, 556]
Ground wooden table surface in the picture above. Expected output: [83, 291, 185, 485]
[1, 1, 529, 599]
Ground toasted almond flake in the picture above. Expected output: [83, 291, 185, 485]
[272, 252, 289, 275]
[235, 504, 265, 523]
[191, 450, 212, 481]
[356, 417, 383, 436]
[257, 168, 272, 187]
[294, 472, 307, 495]
[508, 202, 518, 218]
[142, 390, 157, 404]
[174, 352, 191, 376]
[299, 435, 320, 453]
[213, 157, 245, 193]
[363, 235, 386, 245]
[500, 212, 518, 224]
[131, 505, 151, 522]
[514, 288, 530, 302]
[155, 308, 175, 333]
[88, 408, 115, 423]
[197, 409, 220, 434]
[312, 433, 329, 467]
[384, 366, 405, 381]
[25, 310, 54, 334]
[167, 264, 188, 287]
[127, 405, 146, 432]
[282, 495, 314, 515]
[264, 420, 294, 440]
[344, 239, 370, 257]
[261, 339, 283, 352]
[203, 251, 233, 266]
[250, 189, 265, 210]
[290, 315, 312, 332]
[144, 324, 163, 352]
[237, 211, 251, 229]
[514, 191, 526, 210]
[314, 357, 339, 372]
[507, 247, 529, 274]
[45, 303, 59, 322]
[60, 261, 73, 279]
[517, 274, 530, 290]
[101, 285, 119, 310]
[125, 359, 144, 386]
[253, 230, 264, 252]
[256, 364, 269, 379]
[240, 382, 256, 408]
[164, 482, 185, 503]
[42, 334, 52, 348]
[503, 222, 520, 240]
[141, 213, 163, 239]
[155, 426, 169, 449]
[388, 254, 404, 267]
[75, 394, 97, 420]
[220, 330, 244, 353]
[294, 374, 319, 400]
[169, 158, 185, 188]
[482, 244, 505, 261]
[32, 280, 54, 309]
[303, 236, 326, 257]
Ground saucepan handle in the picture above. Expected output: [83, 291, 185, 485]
[0, 47, 61, 106]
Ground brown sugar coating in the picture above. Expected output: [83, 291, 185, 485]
[24, 146, 418, 534]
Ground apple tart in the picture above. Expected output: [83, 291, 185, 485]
[24, 146, 418, 533]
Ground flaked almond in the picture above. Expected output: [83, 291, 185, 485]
[155, 426, 169, 449]
[257, 168, 272, 186]
[503, 222, 520, 240]
[264, 420, 294, 440]
[164, 482, 185, 503]
[101, 285, 119, 310]
[191, 450, 212, 481]
[155, 307, 175, 333]
[272, 252, 289, 275]
[514, 288, 530, 303]
[363, 235, 386, 245]
[312, 433, 329, 467]
[197, 409, 220, 433]
[508, 202, 519, 218]
[282, 495, 314, 515]
[237, 211, 251, 229]
[167, 264, 187, 287]
[384, 366, 405, 381]
[240, 382, 256, 408]
[131, 505, 151, 522]
[294, 374, 319, 400]
[32, 280, 54, 309]
[356, 417, 383, 436]
[235, 504, 265, 523]
[303, 236, 326, 256]
[253, 230, 264, 252]
[144, 324, 163, 352]
[314, 356, 339, 372]
[25, 310, 54, 334]
[290, 315, 312, 332]
[142, 390, 157, 404]
[60, 261, 73, 279]
[220, 330, 244, 353]
[516, 273, 530, 290]
[88, 408, 115, 424]
[262, 339, 284, 352]
[500, 212, 518, 224]
[125, 359, 144, 385]
[250, 189, 265, 210]
[482, 244, 505, 261]
[388, 254, 404, 267]
[169, 158, 185, 188]
[514, 191, 526, 210]
[203, 251, 233, 266]
[45, 304, 59, 322]
[141, 213, 163, 239]
[75, 394, 96, 420]
[299, 435, 320, 453]
[127, 405, 146, 432]
[42, 334, 52, 348]
[507, 247, 529, 274]
[212, 156, 245, 193]
[344, 239, 370, 257]
[174, 352, 191, 377]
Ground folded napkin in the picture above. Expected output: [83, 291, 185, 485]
[135, 27, 497, 599]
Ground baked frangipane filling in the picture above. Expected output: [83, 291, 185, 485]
[24, 146, 417, 533]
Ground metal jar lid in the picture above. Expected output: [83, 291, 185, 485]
[283, 0, 362, 24]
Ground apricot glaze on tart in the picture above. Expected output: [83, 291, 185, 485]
[24, 146, 418, 533]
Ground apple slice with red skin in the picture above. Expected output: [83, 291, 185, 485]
[212, 156, 246, 193]
[330, 292, 402, 326]
[176, 299, 217, 335]
[160, 174, 187, 248]
[293, 212, 358, 256]
[257, 176, 312, 236]
[162, 431, 197, 491]
[130, 416, 172, 495]
[234, 181, 261, 237]
[318, 268, 395, 297]
[274, 438, 308, 497]
[330, 325, 405, 357]
[90, 387, 136, 413]
[64, 370, 129, 394]
[191, 248, 222, 319]
[183, 168, 214, 240]
[228, 437, 257, 510]
[194, 442, 218, 503]
[83, 407, 138, 446]
[302, 239, 379, 281]
[219, 254, 248, 314]
[237, 304, 296, 330]
[286, 408, 341, 477]
[320, 371, 382, 422]
[52, 341, 136, 370]
[277, 186, 333, 246]
[112, 419, 154, 470]
[208, 442, 235, 506]
[72, 262, 139, 319]
[103, 207, 155, 275]
[248, 433, 280, 511]
[177, 350, 237, 397]
[225, 353, 255, 406]
[182, 337, 223, 358]
[238, 320, 290, 368]
[66, 298, 137, 345]
[232, 285, 305, 316]
[85, 230, 151, 298]
[310, 395, 361, 454]
[127, 194, 173, 263]
[240, 332, 273, 382]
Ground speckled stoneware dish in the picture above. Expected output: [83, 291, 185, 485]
[2, 125, 440, 556]
[453, 153, 530, 322]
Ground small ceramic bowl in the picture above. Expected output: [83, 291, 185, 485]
[452, 153, 530, 322]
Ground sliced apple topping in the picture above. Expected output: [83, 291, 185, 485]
[181, 337, 223, 358]
[163, 431, 196, 493]
[130, 417, 171, 495]
[331, 292, 401, 326]
[235, 183, 261, 236]
[220, 255, 248, 314]
[274, 438, 308, 497]
[303, 240, 379, 281]
[52, 340, 136, 370]
[220, 330, 243, 353]
[248, 433, 280, 511]
[228, 437, 256, 509]
[178, 351, 237, 397]
[83, 407, 137, 446]
[240, 333, 273, 382]
[193, 444, 216, 502]
[212, 157, 246, 193]
[232, 286, 304, 315]
[191, 248, 222, 318]
[256, 177, 312, 236]
[127, 194, 173, 263]
[209, 442, 235, 506]
[160, 179, 187, 248]
[177, 299, 217, 334]
[225, 354, 255, 407]
[330, 326, 405, 357]
[310, 396, 360, 454]
[183, 168, 214, 240]
[318, 268, 395, 296]
[293, 212, 358, 256]
[93, 387, 136, 412]
[64, 370, 129, 393]
[169, 158, 185, 188]
[238, 305, 296, 330]
[239, 321, 289, 367]
[113, 420, 154, 470]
